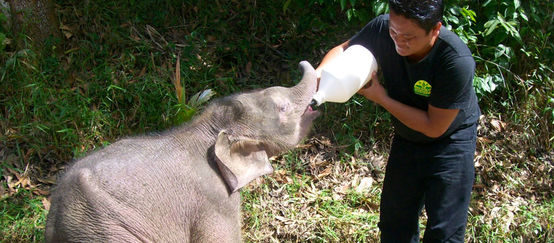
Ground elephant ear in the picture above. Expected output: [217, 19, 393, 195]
[214, 131, 274, 193]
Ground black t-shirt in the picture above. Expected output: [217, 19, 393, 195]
[349, 14, 480, 143]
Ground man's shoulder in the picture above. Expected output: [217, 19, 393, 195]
[373, 14, 389, 25]
[437, 27, 473, 58]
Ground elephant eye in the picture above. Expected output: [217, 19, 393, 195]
[278, 103, 289, 113]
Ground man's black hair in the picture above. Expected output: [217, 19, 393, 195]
[389, 0, 443, 33]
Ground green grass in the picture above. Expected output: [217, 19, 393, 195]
[467, 199, 554, 242]
[1, 0, 553, 242]
[0, 189, 47, 243]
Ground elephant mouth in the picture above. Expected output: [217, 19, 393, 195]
[301, 104, 320, 122]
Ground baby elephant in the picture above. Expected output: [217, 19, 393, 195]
[45, 61, 320, 242]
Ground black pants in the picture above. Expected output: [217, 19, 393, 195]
[378, 123, 477, 243]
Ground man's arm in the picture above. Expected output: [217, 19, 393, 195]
[358, 73, 459, 138]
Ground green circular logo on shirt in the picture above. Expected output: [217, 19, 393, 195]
[414, 80, 432, 97]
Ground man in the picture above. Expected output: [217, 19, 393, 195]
[316, 0, 480, 242]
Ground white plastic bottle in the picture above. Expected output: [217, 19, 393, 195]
[311, 44, 378, 107]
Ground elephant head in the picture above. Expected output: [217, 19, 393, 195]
[212, 61, 320, 192]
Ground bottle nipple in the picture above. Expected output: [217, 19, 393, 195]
[309, 99, 318, 110]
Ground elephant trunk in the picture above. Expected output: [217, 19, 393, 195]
[291, 61, 318, 105]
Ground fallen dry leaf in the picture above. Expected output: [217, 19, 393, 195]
[355, 177, 374, 194]
[490, 119, 506, 132]
[334, 183, 350, 195]
[42, 197, 51, 211]
[33, 188, 50, 196]
[317, 166, 332, 179]
[38, 175, 57, 185]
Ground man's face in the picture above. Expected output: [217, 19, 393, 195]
[389, 11, 441, 61]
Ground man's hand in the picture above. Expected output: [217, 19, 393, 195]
[357, 72, 386, 105]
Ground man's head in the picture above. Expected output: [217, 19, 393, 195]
[388, 0, 443, 61]
[389, 0, 443, 33]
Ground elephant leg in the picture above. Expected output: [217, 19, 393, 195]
[191, 211, 241, 242]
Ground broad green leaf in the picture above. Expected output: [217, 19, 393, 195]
[497, 13, 523, 44]
[519, 9, 528, 21]
[461, 8, 476, 22]
[374, 2, 388, 16]
[495, 44, 507, 58]
[448, 15, 460, 25]
[513, 0, 520, 9]
[484, 19, 500, 36]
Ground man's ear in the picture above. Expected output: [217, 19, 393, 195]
[432, 22, 442, 37]
[214, 131, 274, 193]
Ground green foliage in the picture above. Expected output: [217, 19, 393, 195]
[172, 58, 216, 124]
[454, 1, 552, 107]
[0, 0, 552, 242]
[0, 188, 47, 243]
[173, 88, 216, 124]
[294, 0, 388, 23]
[0, 7, 8, 53]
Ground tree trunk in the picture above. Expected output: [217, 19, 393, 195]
[7, 0, 60, 48]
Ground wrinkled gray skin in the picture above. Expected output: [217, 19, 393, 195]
[45, 61, 320, 243]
